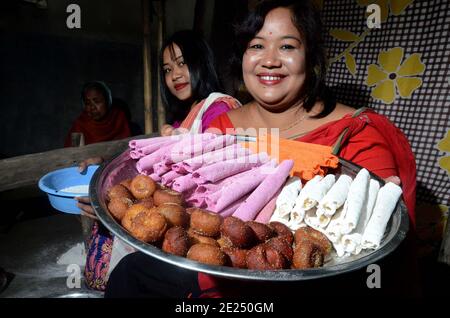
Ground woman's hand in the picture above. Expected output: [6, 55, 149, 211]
[160, 124, 175, 136]
[384, 176, 401, 186]
[75, 196, 98, 220]
[76, 157, 103, 220]
[78, 156, 104, 173]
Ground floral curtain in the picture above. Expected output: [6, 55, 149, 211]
[319, 0, 450, 256]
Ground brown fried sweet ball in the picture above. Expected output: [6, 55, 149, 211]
[265, 237, 294, 263]
[156, 203, 189, 228]
[130, 174, 156, 200]
[269, 221, 294, 245]
[187, 243, 227, 266]
[246, 244, 288, 270]
[136, 197, 154, 209]
[216, 236, 234, 249]
[246, 221, 276, 243]
[220, 216, 256, 249]
[187, 228, 220, 247]
[119, 179, 133, 192]
[153, 188, 184, 206]
[121, 204, 151, 230]
[185, 207, 197, 215]
[162, 226, 190, 257]
[122, 205, 167, 243]
[107, 197, 134, 221]
[294, 226, 332, 255]
[292, 241, 324, 269]
[222, 247, 248, 269]
[190, 208, 222, 237]
[107, 184, 133, 201]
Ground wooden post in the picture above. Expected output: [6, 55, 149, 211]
[155, 0, 166, 132]
[142, 0, 153, 134]
[439, 218, 450, 265]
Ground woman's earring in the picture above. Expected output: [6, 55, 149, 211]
[238, 82, 248, 94]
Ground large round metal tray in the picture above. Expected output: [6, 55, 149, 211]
[90, 149, 409, 281]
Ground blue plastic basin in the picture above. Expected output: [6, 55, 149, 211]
[38, 165, 99, 214]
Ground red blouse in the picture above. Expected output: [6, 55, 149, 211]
[208, 109, 416, 225]
[64, 107, 131, 147]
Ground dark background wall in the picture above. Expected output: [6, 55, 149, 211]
[0, 0, 144, 157]
[0, 0, 244, 158]
[0, 32, 144, 156]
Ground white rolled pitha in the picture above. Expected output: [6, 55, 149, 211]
[318, 175, 353, 217]
[291, 175, 324, 212]
[324, 204, 346, 243]
[289, 175, 323, 223]
[273, 176, 302, 218]
[269, 214, 291, 226]
[287, 208, 306, 230]
[340, 169, 370, 235]
[341, 179, 380, 255]
[361, 182, 402, 250]
[305, 208, 331, 230]
[301, 174, 336, 210]
[333, 240, 347, 258]
[360, 179, 380, 229]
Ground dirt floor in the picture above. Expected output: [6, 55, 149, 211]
[0, 190, 103, 298]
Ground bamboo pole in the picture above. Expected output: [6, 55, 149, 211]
[142, 0, 153, 134]
[155, 0, 166, 132]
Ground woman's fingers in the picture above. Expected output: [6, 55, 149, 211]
[80, 211, 99, 221]
[160, 124, 174, 136]
[384, 176, 401, 185]
[78, 156, 104, 173]
[87, 157, 104, 165]
[75, 196, 98, 220]
[78, 161, 88, 173]
[76, 201, 94, 214]
[76, 196, 91, 204]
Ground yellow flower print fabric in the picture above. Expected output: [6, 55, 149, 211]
[366, 47, 425, 104]
[438, 130, 450, 175]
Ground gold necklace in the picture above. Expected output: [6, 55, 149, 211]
[279, 111, 308, 132]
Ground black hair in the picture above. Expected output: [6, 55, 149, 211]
[81, 81, 112, 108]
[160, 30, 223, 123]
[230, 0, 336, 117]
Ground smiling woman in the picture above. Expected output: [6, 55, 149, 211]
[242, 7, 307, 110]
[158, 30, 241, 136]
[204, 0, 418, 298]
[163, 44, 192, 102]
[104, 0, 419, 299]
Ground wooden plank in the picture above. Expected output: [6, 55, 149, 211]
[0, 134, 157, 193]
